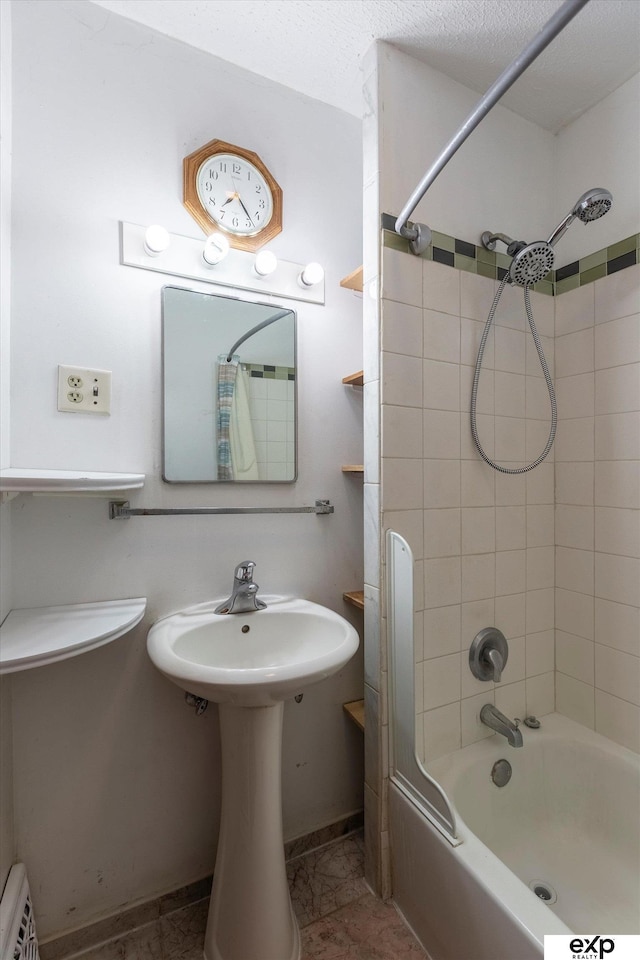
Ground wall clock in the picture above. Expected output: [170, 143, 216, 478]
[183, 138, 283, 252]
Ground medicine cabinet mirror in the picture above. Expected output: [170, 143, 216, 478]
[162, 286, 296, 482]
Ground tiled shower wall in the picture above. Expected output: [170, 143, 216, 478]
[379, 245, 639, 764]
[554, 264, 639, 752]
[380, 246, 557, 764]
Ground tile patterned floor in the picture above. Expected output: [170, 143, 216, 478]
[56, 892, 427, 959]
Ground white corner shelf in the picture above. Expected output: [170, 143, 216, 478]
[0, 469, 145, 500]
[0, 598, 147, 674]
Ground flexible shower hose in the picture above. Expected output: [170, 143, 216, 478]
[470, 275, 557, 474]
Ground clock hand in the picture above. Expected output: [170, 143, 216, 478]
[236, 195, 255, 227]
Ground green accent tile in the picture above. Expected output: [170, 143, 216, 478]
[476, 245, 496, 265]
[556, 274, 581, 295]
[607, 235, 637, 260]
[531, 279, 554, 296]
[495, 252, 511, 271]
[383, 230, 410, 253]
[580, 263, 607, 285]
[275, 366, 288, 379]
[477, 260, 496, 280]
[262, 370, 275, 379]
[579, 248, 606, 273]
[430, 230, 455, 252]
[454, 254, 477, 274]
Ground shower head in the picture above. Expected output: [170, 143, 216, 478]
[547, 187, 613, 246]
[509, 241, 555, 287]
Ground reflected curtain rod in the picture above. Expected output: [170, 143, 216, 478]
[395, 0, 590, 254]
[225, 309, 291, 362]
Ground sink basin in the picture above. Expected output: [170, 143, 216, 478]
[146, 595, 359, 706]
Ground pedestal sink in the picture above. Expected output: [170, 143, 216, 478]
[146, 596, 359, 960]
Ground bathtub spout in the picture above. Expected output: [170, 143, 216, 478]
[480, 704, 523, 747]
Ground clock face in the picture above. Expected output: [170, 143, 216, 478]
[196, 153, 274, 238]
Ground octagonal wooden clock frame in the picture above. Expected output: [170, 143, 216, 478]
[183, 138, 283, 252]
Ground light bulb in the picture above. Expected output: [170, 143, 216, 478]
[202, 233, 230, 266]
[143, 224, 170, 257]
[298, 262, 324, 287]
[253, 250, 278, 277]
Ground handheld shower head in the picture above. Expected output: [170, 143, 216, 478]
[547, 187, 613, 246]
[573, 188, 613, 223]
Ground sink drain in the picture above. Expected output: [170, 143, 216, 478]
[528, 879, 557, 904]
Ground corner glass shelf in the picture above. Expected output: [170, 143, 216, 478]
[0, 598, 147, 674]
[0, 469, 145, 500]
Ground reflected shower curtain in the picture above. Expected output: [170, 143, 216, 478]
[216, 356, 259, 480]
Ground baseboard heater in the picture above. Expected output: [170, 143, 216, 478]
[0, 864, 40, 960]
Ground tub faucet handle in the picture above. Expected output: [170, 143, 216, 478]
[486, 646, 504, 683]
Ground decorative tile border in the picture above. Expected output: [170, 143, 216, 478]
[246, 362, 295, 381]
[381, 213, 639, 296]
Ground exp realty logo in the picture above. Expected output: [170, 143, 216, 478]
[568, 937, 615, 958]
[545, 935, 640, 960]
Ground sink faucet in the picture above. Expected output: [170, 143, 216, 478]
[480, 703, 523, 747]
[214, 561, 268, 615]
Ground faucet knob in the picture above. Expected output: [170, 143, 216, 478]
[469, 627, 509, 683]
[235, 560, 256, 582]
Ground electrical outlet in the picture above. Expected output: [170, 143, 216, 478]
[57, 365, 112, 415]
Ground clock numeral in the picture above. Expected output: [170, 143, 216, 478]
[219, 209, 226, 219]
[254, 211, 261, 220]
[208, 170, 219, 181]
[255, 184, 262, 193]
[232, 162, 242, 175]
[218, 161, 227, 173]
[258, 198, 265, 209]
[232, 216, 239, 228]
[204, 181, 213, 192]
[245, 218, 252, 228]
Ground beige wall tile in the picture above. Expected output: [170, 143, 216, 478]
[495, 549, 526, 596]
[595, 552, 640, 607]
[595, 598, 640, 657]
[461, 598, 496, 644]
[526, 334, 554, 378]
[423, 409, 461, 459]
[382, 458, 423, 510]
[526, 461, 554, 504]
[382, 404, 423, 459]
[423, 459, 460, 508]
[461, 316, 494, 368]
[556, 588, 594, 641]
[595, 461, 640, 508]
[423, 702, 461, 760]
[526, 375, 553, 420]
[462, 553, 496, 602]
[495, 372, 525, 418]
[526, 587, 554, 634]
[495, 471, 526, 506]
[423, 653, 461, 710]
[500, 635, 525, 684]
[555, 417, 594, 462]
[382, 351, 423, 407]
[595, 314, 640, 369]
[595, 412, 640, 461]
[556, 672, 595, 728]
[555, 327, 594, 378]
[595, 644, 640, 706]
[496, 506, 526, 551]
[424, 358, 460, 411]
[526, 672, 555, 717]
[423, 508, 460, 559]
[461, 459, 495, 507]
[595, 363, 640, 415]
[423, 259, 460, 316]
[381, 300, 423, 357]
[495, 679, 526, 720]
[526, 546, 555, 590]
[460, 271, 495, 322]
[556, 504, 594, 550]
[595, 690, 640, 753]
[556, 546, 594, 595]
[556, 462, 594, 506]
[555, 372, 595, 420]
[382, 245, 422, 306]
[461, 507, 495, 555]
[526, 504, 554, 547]
[495, 593, 526, 639]
[494, 326, 526, 375]
[595, 507, 640, 558]
[555, 281, 594, 336]
[525, 630, 555, 676]
[494, 417, 526, 462]
[423, 557, 461, 609]
[423, 309, 460, 363]
[556, 631, 594, 685]
[594, 263, 640, 325]
[423, 604, 461, 659]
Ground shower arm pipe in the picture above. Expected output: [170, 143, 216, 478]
[225, 309, 291, 362]
[394, 0, 590, 252]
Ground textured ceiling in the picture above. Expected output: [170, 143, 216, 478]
[91, 0, 639, 132]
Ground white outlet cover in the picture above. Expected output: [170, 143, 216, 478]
[57, 365, 112, 415]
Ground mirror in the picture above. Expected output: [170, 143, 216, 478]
[162, 286, 296, 482]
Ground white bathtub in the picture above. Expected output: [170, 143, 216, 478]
[390, 713, 640, 960]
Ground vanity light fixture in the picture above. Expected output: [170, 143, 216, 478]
[143, 224, 171, 257]
[253, 249, 278, 278]
[298, 262, 324, 287]
[202, 232, 230, 266]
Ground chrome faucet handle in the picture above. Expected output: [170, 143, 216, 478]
[234, 561, 256, 582]
[486, 647, 504, 683]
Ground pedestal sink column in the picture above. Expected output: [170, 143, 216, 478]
[204, 701, 301, 960]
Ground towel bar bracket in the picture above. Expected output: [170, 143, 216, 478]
[109, 499, 334, 519]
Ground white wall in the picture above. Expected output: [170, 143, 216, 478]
[8, 0, 364, 939]
[555, 73, 640, 265]
[377, 43, 556, 248]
